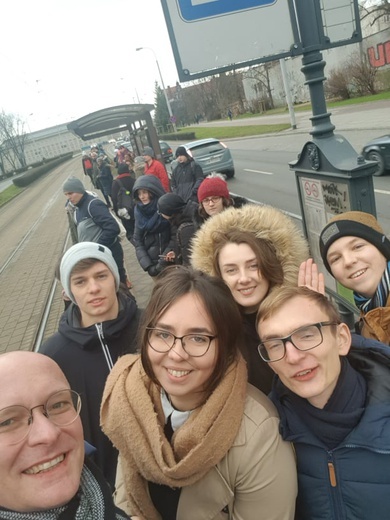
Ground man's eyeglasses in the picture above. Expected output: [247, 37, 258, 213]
[146, 327, 216, 357]
[202, 196, 222, 205]
[258, 321, 339, 363]
[0, 389, 81, 445]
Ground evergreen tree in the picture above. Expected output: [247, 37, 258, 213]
[153, 82, 170, 133]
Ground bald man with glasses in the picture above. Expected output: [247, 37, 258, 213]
[0, 351, 130, 519]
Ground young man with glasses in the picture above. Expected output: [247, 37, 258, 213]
[0, 351, 130, 518]
[256, 285, 390, 520]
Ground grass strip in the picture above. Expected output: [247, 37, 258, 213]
[0, 184, 24, 206]
[189, 124, 290, 140]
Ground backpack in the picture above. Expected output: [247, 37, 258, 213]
[116, 178, 134, 214]
[84, 158, 92, 169]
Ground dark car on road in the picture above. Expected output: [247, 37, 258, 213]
[362, 134, 390, 176]
[159, 141, 174, 163]
[182, 138, 235, 178]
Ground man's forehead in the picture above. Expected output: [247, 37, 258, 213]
[0, 351, 60, 372]
[259, 299, 328, 335]
[70, 261, 111, 278]
[0, 353, 68, 396]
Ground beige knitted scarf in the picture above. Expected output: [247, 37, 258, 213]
[101, 353, 247, 520]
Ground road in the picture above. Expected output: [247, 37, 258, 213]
[223, 127, 390, 235]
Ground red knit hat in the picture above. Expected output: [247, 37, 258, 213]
[197, 176, 229, 203]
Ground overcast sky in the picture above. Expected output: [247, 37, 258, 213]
[1, 0, 180, 131]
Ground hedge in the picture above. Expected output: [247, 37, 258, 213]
[158, 131, 196, 141]
[13, 153, 73, 188]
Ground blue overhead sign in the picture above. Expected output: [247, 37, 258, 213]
[177, 0, 276, 22]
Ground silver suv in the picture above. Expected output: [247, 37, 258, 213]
[182, 138, 235, 178]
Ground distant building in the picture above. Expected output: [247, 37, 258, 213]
[23, 124, 94, 164]
[242, 7, 390, 109]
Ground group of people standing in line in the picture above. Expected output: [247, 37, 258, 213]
[4, 138, 390, 519]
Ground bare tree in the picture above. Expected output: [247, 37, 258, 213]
[243, 63, 275, 110]
[325, 68, 352, 99]
[360, 0, 390, 25]
[349, 52, 378, 95]
[325, 50, 378, 99]
[0, 111, 28, 172]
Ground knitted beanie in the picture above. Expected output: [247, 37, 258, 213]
[117, 163, 130, 174]
[197, 176, 230, 203]
[158, 193, 186, 217]
[142, 146, 155, 158]
[175, 146, 191, 159]
[63, 177, 86, 194]
[319, 211, 390, 273]
[60, 242, 120, 304]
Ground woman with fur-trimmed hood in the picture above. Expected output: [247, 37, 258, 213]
[191, 204, 309, 394]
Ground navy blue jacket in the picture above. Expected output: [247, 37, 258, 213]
[270, 338, 390, 520]
[74, 192, 120, 247]
[133, 175, 171, 271]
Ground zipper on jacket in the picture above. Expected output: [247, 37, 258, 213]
[328, 461, 337, 487]
[95, 323, 114, 370]
[326, 451, 344, 520]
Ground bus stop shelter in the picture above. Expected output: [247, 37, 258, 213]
[67, 104, 162, 158]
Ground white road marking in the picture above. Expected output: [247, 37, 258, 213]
[374, 189, 390, 195]
[244, 169, 274, 175]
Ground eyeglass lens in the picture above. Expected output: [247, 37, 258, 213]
[147, 328, 212, 357]
[0, 389, 81, 445]
[259, 324, 326, 362]
[203, 197, 221, 204]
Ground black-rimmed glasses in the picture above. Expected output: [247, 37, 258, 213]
[0, 389, 81, 445]
[146, 327, 216, 357]
[258, 321, 339, 362]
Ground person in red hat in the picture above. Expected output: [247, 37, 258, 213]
[196, 174, 248, 227]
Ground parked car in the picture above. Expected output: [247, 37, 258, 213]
[362, 134, 390, 176]
[159, 141, 174, 163]
[181, 138, 235, 178]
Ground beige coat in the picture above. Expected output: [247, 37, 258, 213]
[190, 204, 309, 307]
[115, 384, 297, 520]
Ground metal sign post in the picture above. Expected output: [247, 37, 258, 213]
[290, 0, 376, 325]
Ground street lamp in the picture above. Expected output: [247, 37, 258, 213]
[136, 46, 177, 132]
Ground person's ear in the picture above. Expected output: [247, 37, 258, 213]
[336, 322, 351, 356]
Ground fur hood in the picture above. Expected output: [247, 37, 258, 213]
[191, 203, 309, 290]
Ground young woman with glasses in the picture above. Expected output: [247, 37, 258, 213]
[196, 174, 247, 225]
[101, 266, 297, 520]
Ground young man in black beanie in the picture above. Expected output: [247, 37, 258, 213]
[171, 146, 205, 203]
[318, 211, 390, 344]
[63, 176, 128, 284]
[40, 242, 140, 491]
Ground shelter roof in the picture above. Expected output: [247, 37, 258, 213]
[67, 104, 155, 141]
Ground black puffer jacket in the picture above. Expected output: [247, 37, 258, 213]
[133, 175, 171, 272]
[171, 159, 205, 202]
[166, 200, 198, 265]
[40, 292, 140, 490]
